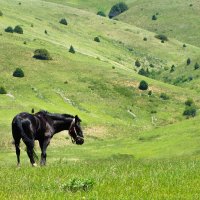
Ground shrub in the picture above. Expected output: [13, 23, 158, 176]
[97, 11, 106, 17]
[185, 98, 194, 107]
[13, 68, 24, 78]
[160, 93, 170, 100]
[138, 80, 148, 90]
[108, 2, 128, 19]
[45, 30, 48, 34]
[152, 15, 157, 20]
[138, 68, 150, 77]
[183, 44, 187, 48]
[5, 26, 14, 33]
[94, 36, 100, 42]
[0, 10, 3, 16]
[0, 86, 7, 94]
[194, 62, 200, 70]
[143, 37, 147, 41]
[170, 65, 175, 73]
[61, 178, 95, 192]
[155, 34, 168, 41]
[33, 49, 52, 60]
[14, 25, 23, 34]
[183, 105, 197, 117]
[187, 58, 191, 65]
[135, 59, 141, 67]
[69, 45, 75, 54]
[59, 18, 68, 25]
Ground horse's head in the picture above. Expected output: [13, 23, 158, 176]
[69, 115, 84, 145]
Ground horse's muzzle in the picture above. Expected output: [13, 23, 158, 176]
[75, 137, 84, 145]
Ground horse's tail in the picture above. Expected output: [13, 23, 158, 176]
[12, 117, 38, 160]
[13, 117, 34, 148]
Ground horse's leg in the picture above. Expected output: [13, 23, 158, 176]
[39, 137, 51, 166]
[14, 139, 21, 166]
[23, 139, 36, 166]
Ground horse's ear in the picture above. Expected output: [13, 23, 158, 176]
[75, 115, 81, 123]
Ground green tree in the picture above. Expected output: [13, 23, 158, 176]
[0, 87, 7, 94]
[69, 45, 75, 54]
[97, 11, 106, 17]
[13, 68, 24, 78]
[33, 49, 52, 60]
[59, 18, 68, 25]
[5, 26, 14, 33]
[138, 80, 148, 90]
[14, 25, 23, 34]
[109, 2, 128, 18]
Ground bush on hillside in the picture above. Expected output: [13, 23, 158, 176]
[97, 11, 106, 17]
[155, 34, 168, 41]
[108, 2, 128, 19]
[69, 45, 75, 54]
[138, 68, 150, 77]
[160, 93, 170, 100]
[94, 36, 100, 42]
[14, 25, 23, 34]
[185, 98, 194, 107]
[183, 98, 197, 118]
[152, 15, 157, 20]
[135, 59, 141, 67]
[187, 58, 191, 65]
[0, 86, 7, 94]
[13, 68, 24, 78]
[5, 26, 14, 33]
[194, 62, 200, 70]
[0, 10, 3, 16]
[138, 80, 148, 90]
[59, 18, 68, 25]
[183, 105, 197, 118]
[33, 49, 52, 60]
[170, 65, 175, 73]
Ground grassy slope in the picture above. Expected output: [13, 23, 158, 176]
[0, 0, 200, 199]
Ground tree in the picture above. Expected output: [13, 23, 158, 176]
[135, 59, 141, 67]
[14, 25, 23, 34]
[170, 65, 175, 73]
[94, 37, 100, 42]
[185, 98, 194, 106]
[69, 45, 75, 54]
[13, 68, 24, 78]
[152, 15, 157, 20]
[183, 105, 197, 118]
[5, 26, 14, 33]
[108, 2, 128, 18]
[183, 98, 197, 118]
[187, 58, 191, 65]
[0, 87, 7, 94]
[97, 11, 106, 17]
[155, 34, 168, 41]
[138, 80, 148, 90]
[194, 62, 200, 70]
[33, 49, 52, 60]
[59, 18, 68, 25]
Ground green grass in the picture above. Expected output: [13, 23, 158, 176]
[0, 156, 200, 200]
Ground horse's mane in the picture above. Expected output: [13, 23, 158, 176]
[36, 110, 74, 120]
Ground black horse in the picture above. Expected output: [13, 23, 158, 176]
[12, 111, 84, 166]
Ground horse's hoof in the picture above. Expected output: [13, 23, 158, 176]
[32, 163, 37, 167]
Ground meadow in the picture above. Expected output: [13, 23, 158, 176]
[0, 0, 200, 199]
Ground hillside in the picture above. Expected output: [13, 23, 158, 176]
[0, 0, 200, 199]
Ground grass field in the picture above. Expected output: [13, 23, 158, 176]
[0, 0, 200, 199]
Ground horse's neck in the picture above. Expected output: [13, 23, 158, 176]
[53, 118, 73, 134]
